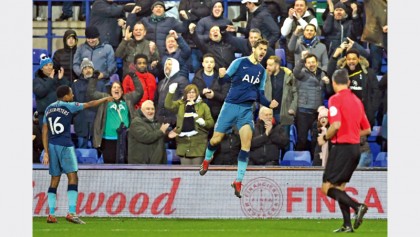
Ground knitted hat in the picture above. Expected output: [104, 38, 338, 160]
[81, 58, 94, 70]
[39, 53, 52, 69]
[334, 2, 346, 10]
[151, 1, 165, 10]
[85, 26, 100, 38]
[318, 106, 329, 120]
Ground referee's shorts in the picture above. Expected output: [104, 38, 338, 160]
[323, 143, 360, 185]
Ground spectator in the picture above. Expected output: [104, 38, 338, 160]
[211, 126, 241, 165]
[264, 55, 297, 156]
[153, 30, 191, 81]
[377, 73, 387, 152]
[154, 58, 189, 127]
[178, 0, 213, 73]
[33, 111, 43, 163]
[361, 0, 387, 76]
[280, 0, 318, 69]
[236, 0, 280, 49]
[190, 24, 241, 70]
[194, 0, 232, 42]
[322, 0, 363, 22]
[288, 24, 329, 71]
[322, 1, 363, 57]
[128, 100, 172, 164]
[87, 70, 143, 164]
[126, 1, 187, 56]
[33, 54, 71, 129]
[122, 54, 157, 110]
[89, 0, 126, 50]
[55, 1, 87, 21]
[164, 83, 214, 165]
[327, 44, 380, 128]
[71, 58, 98, 148]
[123, 0, 155, 19]
[225, 27, 275, 68]
[115, 22, 160, 78]
[327, 46, 380, 167]
[263, 0, 288, 29]
[191, 53, 230, 121]
[293, 51, 332, 153]
[52, 29, 79, 83]
[73, 26, 117, 93]
[312, 106, 329, 167]
[249, 106, 289, 166]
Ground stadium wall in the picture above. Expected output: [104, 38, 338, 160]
[32, 166, 387, 219]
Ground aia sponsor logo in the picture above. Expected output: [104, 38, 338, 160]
[240, 177, 283, 218]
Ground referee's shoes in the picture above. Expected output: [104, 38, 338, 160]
[354, 204, 369, 229]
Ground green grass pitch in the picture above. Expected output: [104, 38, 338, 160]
[33, 217, 387, 237]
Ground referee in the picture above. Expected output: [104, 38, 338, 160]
[317, 69, 371, 232]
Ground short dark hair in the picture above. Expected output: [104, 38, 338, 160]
[332, 68, 349, 85]
[252, 38, 268, 48]
[134, 54, 148, 63]
[202, 53, 215, 60]
[305, 23, 317, 32]
[56, 85, 71, 99]
[346, 48, 360, 58]
[304, 53, 318, 62]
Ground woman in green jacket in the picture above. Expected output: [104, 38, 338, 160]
[164, 83, 214, 165]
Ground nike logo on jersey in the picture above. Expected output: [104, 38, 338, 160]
[243, 66, 249, 69]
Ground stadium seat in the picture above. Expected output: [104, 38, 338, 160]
[75, 148, 98, 164]
[289, 124, 297, 151]
[33, 48, 49, 64]
[372, 152, 387, 167]
[275, 48, 286, 66]
[367, 126, 381, 142]
[368, 142, 381, 162]
[280, 150, 312, 166]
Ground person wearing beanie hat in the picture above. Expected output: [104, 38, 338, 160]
[125, 0, 186, 56]
[334, 2, 347, 11]
[317, 105, 328, 121]
[85, 26, 100, 39]
[313, 105, 329, 167]
[53, 29, 79, 82]
[71, 57, 97, 149]
[73, 22, 117, 91]
[33, 53, 71, 131]
[151, 1, 165, 10]
[80, 58, 94, 70]
[322, 0, 363, 58]
[39, 53, 53, 70]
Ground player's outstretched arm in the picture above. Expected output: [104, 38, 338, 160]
[83, 96, 114, 109]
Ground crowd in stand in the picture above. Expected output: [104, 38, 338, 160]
[33, 0, 388, 167]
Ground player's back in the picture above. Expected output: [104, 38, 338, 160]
[44, 101, 84, 147]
